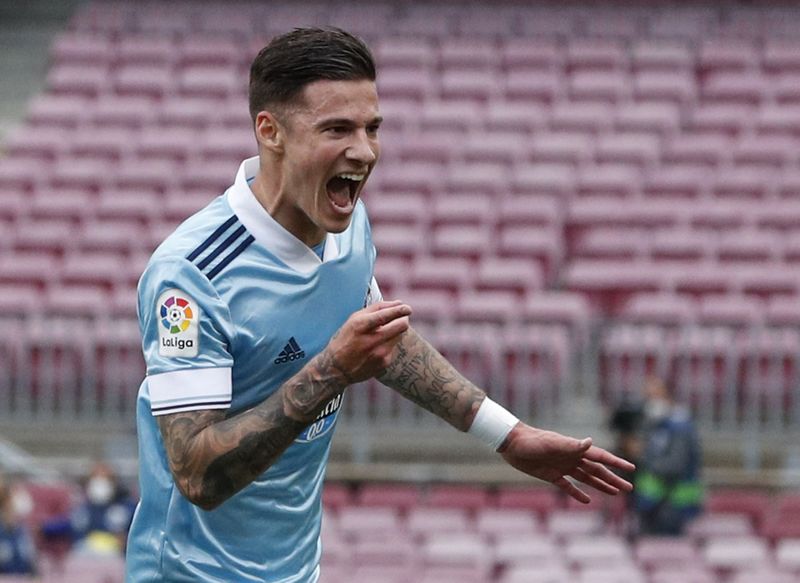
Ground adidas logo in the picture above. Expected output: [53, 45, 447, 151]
[274, 337, 306, 364]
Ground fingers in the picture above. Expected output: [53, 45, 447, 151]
[359, 303, 412, 332]
[569, 467, 620, 496]
[377, 315, 410, 341]
[554, 476, 591, 504]
[580, 458, 634, 492]
[584, 445, 637, 474]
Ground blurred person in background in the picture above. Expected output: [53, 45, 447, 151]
[126, 27, 635, 582]
[0, 473, 37, 575]
[634, 375, 703, 536]
[42, 461, 136, 556]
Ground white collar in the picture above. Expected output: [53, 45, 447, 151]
[227, 156, 340, 274]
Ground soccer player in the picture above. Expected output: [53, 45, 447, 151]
[125, 28, 635, 582]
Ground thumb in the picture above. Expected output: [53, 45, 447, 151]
[577, 437, 592, 452]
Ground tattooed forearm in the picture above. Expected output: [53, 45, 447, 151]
[378, 327, 485, 431]
[157, 349, 349, 510]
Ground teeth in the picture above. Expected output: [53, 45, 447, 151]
[337, 173, 365, 182]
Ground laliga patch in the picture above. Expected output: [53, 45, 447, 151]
[157, 289, 199, 357]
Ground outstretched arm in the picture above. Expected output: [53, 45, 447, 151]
[158, 301, 412, 510]
[379, 326, 635, 502]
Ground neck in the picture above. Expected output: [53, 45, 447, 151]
[249, 168, 325, 248]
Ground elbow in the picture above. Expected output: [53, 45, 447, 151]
[173, 473, 225, 511]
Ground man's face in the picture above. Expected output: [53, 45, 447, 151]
[270, 79, 381, 245]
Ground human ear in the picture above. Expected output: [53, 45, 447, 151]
[255, 111, 285, 155]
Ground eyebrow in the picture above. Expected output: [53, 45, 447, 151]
[314, 116, 384, 130]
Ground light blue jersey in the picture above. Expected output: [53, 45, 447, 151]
[126, 157, 380, 582]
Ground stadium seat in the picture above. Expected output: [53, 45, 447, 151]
[425, 484, 490, 511]
[406, 507, 471, 536]
[475, 508, 541, 539]
[355, 483, 421, 511]
[703, 535, 770, 570]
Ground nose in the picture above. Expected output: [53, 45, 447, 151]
[346, 129, 378, 165]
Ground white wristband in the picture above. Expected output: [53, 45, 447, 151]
[468, 398, 519, 451]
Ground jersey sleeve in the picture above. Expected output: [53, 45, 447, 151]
[138, 256, 235, 416]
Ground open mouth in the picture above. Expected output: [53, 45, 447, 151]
[326, 172, 365, 213]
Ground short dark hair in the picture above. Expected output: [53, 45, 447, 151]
[248, 27, 376, 121]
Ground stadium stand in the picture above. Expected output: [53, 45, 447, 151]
[2, 0, 800, 580]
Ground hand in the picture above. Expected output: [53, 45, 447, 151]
[499, 424, 635, 504]
[324, 300, 412, 384]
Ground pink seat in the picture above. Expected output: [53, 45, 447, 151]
[650, 229, 714, 262]
[523, 292, 592, 346]
[432, 225, 492, 259]
[178, 66, 238, 98]
[355, 483, 421, 511]
[505, 70, 564, 102]
[474, 257, 543, 295]
[564, 536, 630, 567]
[376, 68, 432, 101]
[439, 40, 496, 70]
[409, 256, 472, 294]
[431, 195, 495, 226]
[615, 103, 681, 135]
[461, 133, 526, 166]
[406, 507, 471, 536]
[575, 228, 644, 261]
[113, 65, 173, 98]
[706, 490, 772, 530]
[499, 562, 571, 583]
[699, 41, 758, 72]
[703, 535, 769, 570]
[475, 508, 541, 538]
[634, 537, 700, 568]
[687, 512, 754, 540]
[766, 296, 800, 327]
[497, 196, 561, 229]
[178, 36, 241, 67]
[547, 510, 606, 538]
[371, 225, 426, 260]
[551, 101, 614, 132]
[633, 71, 696, 104]
[494, 487, 559, 516]
[61, 252, 126, 289]
[619, 293, 697, 326]
[29, 188, 92, 222]
[502, 39, 562, 69]
[51, 33, 112, 65]
[71, 127, 134, 161]
[61, 554, 126, 582]
[366, 193, 429, 227]
[89, 95, 155, 128]
[510, 164, 576, 197]
[484, 101, 547, 134]
[440, 70, 497, 100]
[595, 133, 661, 166]
[425, 485, 489, 511]
[421, 101, 480, 133]
[568, 72, 628, 103]
[445, 162, 507, 195]
[337, 507, 402, 539]
[696, 294, 764, 328]
[662, 134, 731, 169]
[712, 167, 775, 199]
[421, 534, 491, 579]
[631, 41, 693, 70]
[568, 39, 626, 70]
[578, 164, 641, 197]
[25, 94, 87, 128]
[688, 103, 755, 133]
[528, 131, 593, 165]
[497, 226, 563, 278]
[115, 36, 175, 66]
[47, 64, 108, 97]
